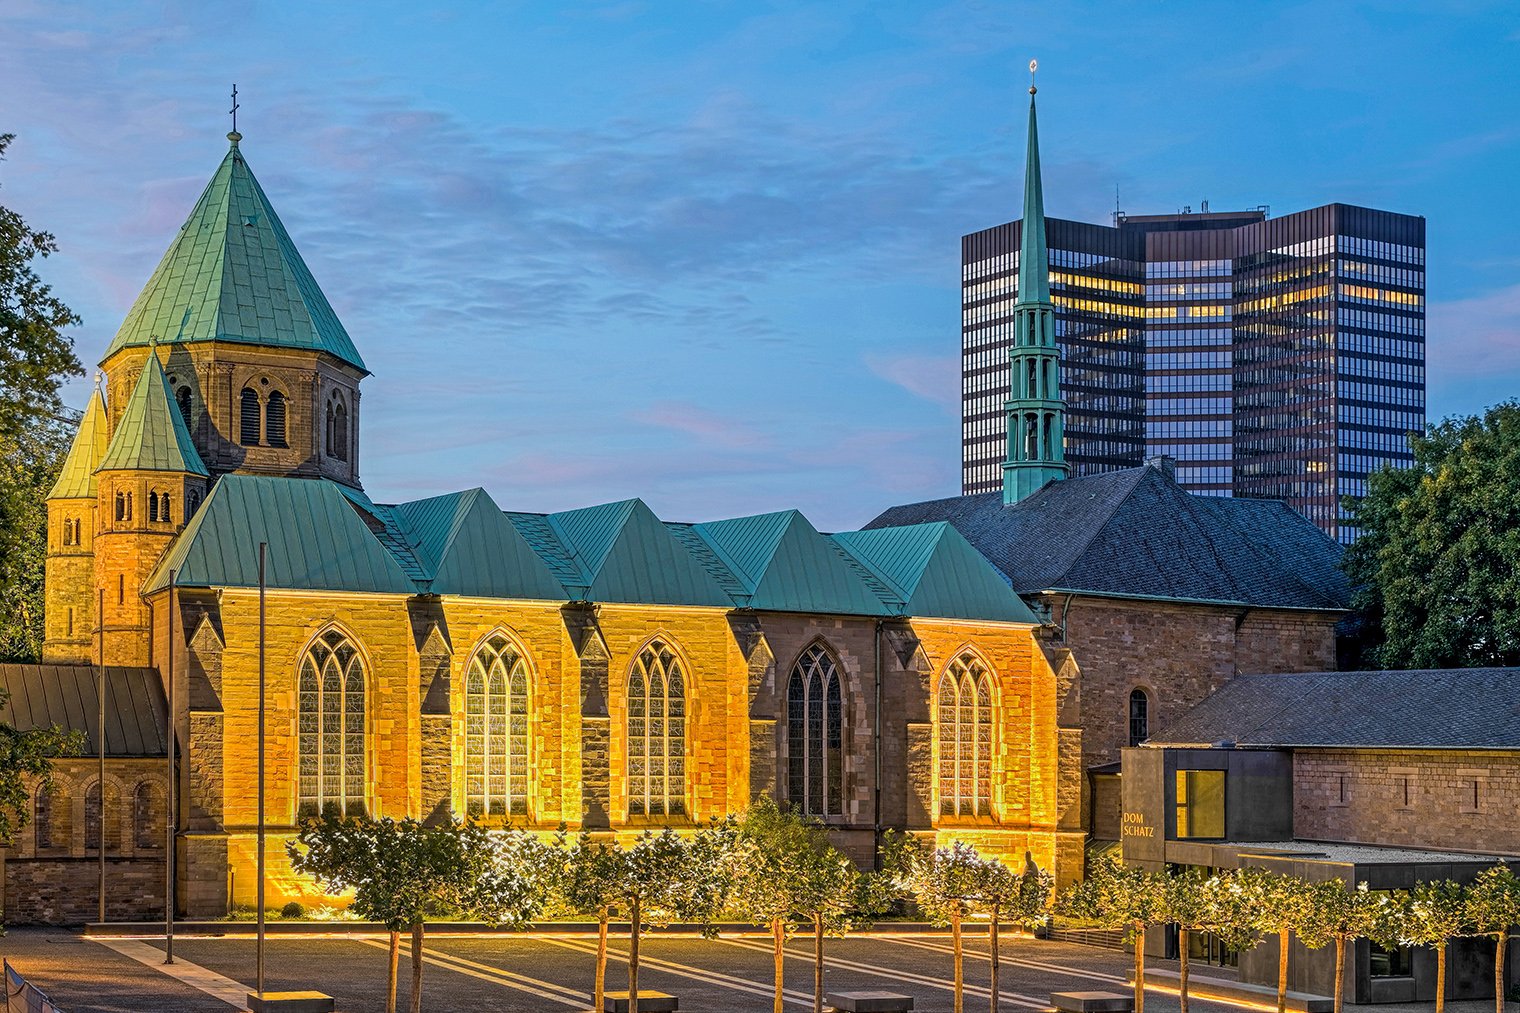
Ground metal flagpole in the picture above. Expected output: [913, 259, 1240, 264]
[98, 586, 105, 924]
[257, 542, 267, 997]
[165, 569, 176, 963]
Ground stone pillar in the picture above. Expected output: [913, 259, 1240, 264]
[409, 601, 453, 825]
[564, 606, 610, 828]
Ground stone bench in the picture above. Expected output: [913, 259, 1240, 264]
[1051, 991, 1134, 1013]
[1127, 969, 1333, 1013]
[603, 991, 678, 1012]
[825, 991, 915, 1013]
[247, 993, 335, 1013]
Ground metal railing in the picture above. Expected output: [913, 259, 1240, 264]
[4, 960, 63, 1013]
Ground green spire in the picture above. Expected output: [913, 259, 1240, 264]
[1001, 84, 1068, 505]
[100, 134, 366, 374]
[96, 351, 209, 477]
[48, 388, 110, 500]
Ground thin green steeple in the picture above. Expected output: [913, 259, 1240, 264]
[100, 133, 366, 374]
[1001, 83, 1069, 505]
[97, 350, 209, 477]
[48, 387, 110, 500]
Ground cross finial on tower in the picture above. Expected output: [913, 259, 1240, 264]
[1029, 58, 1037, 95]
[228, 85, 242, 146]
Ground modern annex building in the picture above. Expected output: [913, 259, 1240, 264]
[13, 129, 1083, 923]
[960, 190, 1425, 543]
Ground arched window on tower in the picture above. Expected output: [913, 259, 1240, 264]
[159, 492, 171, 525]
[786, 644, 843, 817]
[148, 491, 159, 523]
[627, 639, 685, 817]
[329, 398, 349, 462]
[297, 629, 367, 818]
[937, 653, 992, 817]
[85, 780, 121, 851]
[1129, 688, 1149, 747]
[239, 387, 261, 446]
[176, 386, 193, 428]
[265, 390, 288, 448]
[465, 635, 529, 817]
[1024, 413, 1039, 461]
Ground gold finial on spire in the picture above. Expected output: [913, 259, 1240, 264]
[228, 84, 242, 145]
[1029, 59, 1038, 95]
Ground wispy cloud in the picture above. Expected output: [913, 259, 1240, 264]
[1428, 283, 1520, 376]
[866, 353, 960, 409]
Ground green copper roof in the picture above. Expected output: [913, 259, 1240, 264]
[96, 353, 209, 477]
[831, 523, 1039, 624]
[391, 488, 568, 601]
[687, 510, 891, 616]
[546, 498, 734, 607]
[102, 136, 366, 373]
[1016, 94, 1050, 307]
[145, 475, 414, 594]
[48, 389, 110, 499]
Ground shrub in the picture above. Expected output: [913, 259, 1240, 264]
[281, 901, 306, 919]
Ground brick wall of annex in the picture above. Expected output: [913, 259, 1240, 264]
[1294, 749, 1520, 854]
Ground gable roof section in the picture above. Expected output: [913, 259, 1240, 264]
[96, 352, 209, 476]
[48, 388, 110, 499]
[0, 664, 167, 757]
[390, 488, 567, 601]
[831, 523, 1039, 624]
[145, 474, 413, 594]
[687, 511, 891, 616]
[545, 498, 733, 607]
[102, 138, 366, 373]
[866, 465, 1349, 610]
[1148, 669, 1520, 750]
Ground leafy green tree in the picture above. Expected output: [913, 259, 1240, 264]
[0, 689, 81, 845]
[1297, 880, 1402, 1013]
[1060, 855, 1165, 1013]
[1400, 880, 1471, 1013]
[554, 832, 626, 1013]
[1231, 867, 1315, 1013]
[1160, 869, 1247, 1013]
[0, 133, 84, 661]
[968, 851, 1053, 1013]
[1464, 864, 1520, 1013]
[1342, 402, 1520, 668]
[884, 834, 992, 1013]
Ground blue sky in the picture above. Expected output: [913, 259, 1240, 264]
[2, 1, 1517, 530]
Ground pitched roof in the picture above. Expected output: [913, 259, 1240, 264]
[0, 664, 168, 757]
[831, 523, 1040, 624]
[390, 488, 568, 600]
[102, 136, 366, 373]
[1147, 669, 1520, 750]
[96, 352, 209, 476]
[48, 389, 109, 499]
[866, 464, 1350, 610]
[544, 499, 734, 607]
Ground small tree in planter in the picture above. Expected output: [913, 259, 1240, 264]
[1060, 854, 1165, 1013]
[1296, 879, 1400, 1013]
[1402, 880, 1471, 1013]
[1160, 868, 1247, 1013]
[555, 832, 627, 1013]
[884, 834, 992, 1013]
[1231, 867, 1315, 1013]
[1466, 864, 1520, 1013]
[969, 851, 1053, 1013]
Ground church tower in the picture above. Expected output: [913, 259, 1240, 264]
[1001, 83, 1069, 505]
[92, 348, 209, 666]
[42, 387, 109, 663]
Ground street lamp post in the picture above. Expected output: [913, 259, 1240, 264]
[257, 542, 267, 997]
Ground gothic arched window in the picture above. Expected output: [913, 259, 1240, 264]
[176, 386, 193, 427]
[239, 387, 261, 446]
[1129, 688, 1149, 747]
[465, 635, 529, 817]
[265, 390, 288, 448]
[297, 629, 366, 817]
[937, 653, 992, 817]
[35, 783, 68, 850]
[627, 639, 685, 817]
[786, 645, 843, 816]
[85, 780, 121, 851]
[327, 397, 349, 462]
[134, 781, 164, 849]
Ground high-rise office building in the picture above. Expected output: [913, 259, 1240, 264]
[961, 204, 1425, 542]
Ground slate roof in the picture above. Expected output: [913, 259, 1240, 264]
[48, 389, 109, 499]
[96, 351, 209, 476]
[0, 664, 168, 757]
[1147, 669, 1520, 749]
[101, 136, 366, 373]
[866, 464, 1350, 610]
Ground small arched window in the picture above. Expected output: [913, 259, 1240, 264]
[72, 518, 82, 544]
[134, 781, 164, 849]
[297, 629, 366, 817]
[786, 645, 843, 817]
[239, 387, 261, 446]
[159, 492, 171, 525]
[1129, 688, 1149, 747]
[115, 490, 131, 522]
[265, 390, 288, 448]
[465, 635, 529, 817]
[938, 653, 992, 817]
[176, 386, 193, 427]
[35, 784, 68, 850]
[187, 489, 200, 517]
[148, 491, 159, 523]
[627, 639, 685, 817]
[85, 780, 121, 851]
[328, 398, 349, 462]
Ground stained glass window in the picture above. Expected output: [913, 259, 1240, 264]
[786, 645, 843, 816]
[466, 635, 529, 817]
[627, 639, 685, 817]
[938, 654, 992, 816]
[298, 629, 366, 817]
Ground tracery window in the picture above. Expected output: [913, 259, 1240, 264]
[937, 653, 992, 817]
[265, 390, 288, 448]
[85, 780, 121, 851]
[297, 629, 366, 817]
[786, 644, 843, 816]
[240, 387, 261, 446]
[1129, 688, 1149, 747]
[465, 635, 528, 817]
[627, 639, 685, 817]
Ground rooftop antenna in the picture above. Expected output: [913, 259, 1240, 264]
[1113, 184, 1121, 228]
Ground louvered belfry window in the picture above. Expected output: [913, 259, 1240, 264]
[265, 390, 288, 448]
[938, 653, 992, 817]
[465, 635, 529, 816]
[786, 644, 843, 816]
[627, 639, 686, 816]
[239, 387, 261, 446]
[298, 629, 366, 817]
[176, 386, 193, 427]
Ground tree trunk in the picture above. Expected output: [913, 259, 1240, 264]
[990, 908, 1001, 1013]
[1179, 927, 1190, 1013]
[1334, 934, 1346, 1013]
[629, 895, 641, 1013]
[814, 912, 825, 1013]
[952, 909, 964, 1013]
[1278, 927, 1290, 1013]
[772, 916, 786, 1013]
[1437, 941, 1447, 1013]
[1133, 923, 1145, 1013]
[410, 921, 424, 1013]
[387, 929, 400, 1013]
[1496, 929, 1507, 1013]
[596, 910, 609, 1013]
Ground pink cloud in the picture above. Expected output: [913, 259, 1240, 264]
[865, 353, 960, 408]
[1427, 284, 1520, 378]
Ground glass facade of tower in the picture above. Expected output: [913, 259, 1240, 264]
[962, 204, 1425, 542]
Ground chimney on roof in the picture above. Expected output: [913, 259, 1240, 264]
[1145, 455, 1177, 481]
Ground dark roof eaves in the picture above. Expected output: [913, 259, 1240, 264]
[1031, 586, 1350, 612]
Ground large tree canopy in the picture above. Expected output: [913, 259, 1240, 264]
[1342, 402, 1520, 669]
